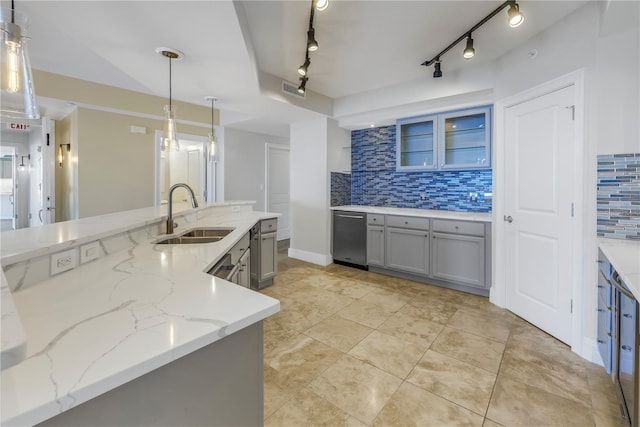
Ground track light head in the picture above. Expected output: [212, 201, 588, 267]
[463, 35, 475, 59]
[298, 57, 311, 76]
[307, 28, 318, 52]
[315, 0, 329, 12]
[507, 2, 524, 27]
[433, 60, 442, 78]
[297, 76, 308, 94]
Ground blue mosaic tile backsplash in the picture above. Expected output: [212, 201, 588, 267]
[348, 125, 492, 212]
[330, 172, 351, 207]
[597, 153, 640, 240]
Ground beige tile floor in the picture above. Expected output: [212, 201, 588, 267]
[261, 245, 625, 426]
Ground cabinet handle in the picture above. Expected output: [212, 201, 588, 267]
[623, 314, 633, 318]
[598, 339, 605, 344]
[597, 285, 604, 289]
[622, 345, 632, 352]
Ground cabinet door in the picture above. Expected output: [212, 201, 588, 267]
[260, 232, 277, 281]
[431, 232, 485, 288]
[438, 107, 491, 170]
[396, 115, 438, 171]
[238, 249, 251, 288]
[386, 227, 429, 275]
[367, 225, 385, 267]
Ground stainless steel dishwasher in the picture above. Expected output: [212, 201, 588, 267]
[332, 210, 367, 269]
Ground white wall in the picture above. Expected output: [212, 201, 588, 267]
[289, 117, 333, 265]
[327, 122, 351, 173]
[223, 127, 288, 211]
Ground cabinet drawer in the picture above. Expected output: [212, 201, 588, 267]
[432, 219, 485, 236]
[387, 215, 430, 230]
[261, 218, 278, 233]
[597, 274, 613, 309]
[230, 233, 250, 264]
[367, 213, 385, 225]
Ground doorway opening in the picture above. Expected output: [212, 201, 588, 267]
[154, 132, 216, 206]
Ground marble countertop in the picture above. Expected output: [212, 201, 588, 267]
[0, 200, 256, 266]
[1, 208, 280, 426]
[331, 205, 492, 222]
[598, 238, 640, 300]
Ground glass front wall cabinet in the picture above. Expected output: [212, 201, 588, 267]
[396, 115, 437, 170]
[439, 107, 491, 170]
[395, 106, 492, 172]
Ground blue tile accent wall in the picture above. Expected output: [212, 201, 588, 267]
[350, 125, 492, 212]
[330, 172, 351, 207]
[597, 153, 640, 240]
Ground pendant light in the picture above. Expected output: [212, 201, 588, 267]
[0, 0, 39, 119]
[156, 47, 183, 152]
[507, 3, 525, 28]
[205, 96, 218, 161]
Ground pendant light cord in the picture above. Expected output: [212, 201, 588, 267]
[169, 56, 172, 108]
[11, 0, 15, 23]
[211, 99, 214, 134]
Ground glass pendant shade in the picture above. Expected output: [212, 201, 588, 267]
[209, 131, 216, 160]
[163, 104, 179, 152]
[0, 9, 39, 119]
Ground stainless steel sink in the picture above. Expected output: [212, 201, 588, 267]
[180, 228, 235, 238]
[156, 227, 235, 245]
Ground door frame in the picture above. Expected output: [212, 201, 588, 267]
[492, 69, 585, 352]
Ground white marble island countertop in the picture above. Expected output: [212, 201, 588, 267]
[1, 209, 280, 426]
[331, 205, 492, 222]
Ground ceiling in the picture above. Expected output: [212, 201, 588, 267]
[15, 0, 587, 137]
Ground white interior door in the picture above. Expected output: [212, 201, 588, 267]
[266, 144, 290, 240]
[504, 84, 575, 345]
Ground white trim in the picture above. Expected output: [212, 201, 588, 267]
[288, 247, 333, 267]
[492, 69, 585, 355]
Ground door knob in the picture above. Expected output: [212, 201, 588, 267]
[504, 215, 513, 223]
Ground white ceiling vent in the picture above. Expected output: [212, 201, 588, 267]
[282, 80, 305, 99]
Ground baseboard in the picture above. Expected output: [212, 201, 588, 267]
[287, 248, 332, 267]
[581, 336, 604, 366]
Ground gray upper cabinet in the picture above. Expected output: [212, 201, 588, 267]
[396, 106, 491, 172]
[397, 114, 438, 171]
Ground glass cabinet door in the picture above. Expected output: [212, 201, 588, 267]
[438, 107, 491, 170]
[396, 115, 437, 170]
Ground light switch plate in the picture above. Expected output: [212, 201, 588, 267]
[80, 241, 101, 264]
[51, 249, 77, 275]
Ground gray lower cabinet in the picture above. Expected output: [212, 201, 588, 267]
[367, 225, 385, 267]
[260, 231, 278, 280]
[386, 227, 430, 275]
[431, 232, 485, 288]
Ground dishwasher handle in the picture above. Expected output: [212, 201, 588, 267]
[336, 214, 365, 219]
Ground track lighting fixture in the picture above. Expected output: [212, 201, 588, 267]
[421, 1, 524, 78]
[507, 3, 524, 27]
[297, 76, 308, 94]
[298, 56, 311, 76]
[315, 0, 329, 12]
[463, 35, 475, 59]
[433, 60, 442, 78]
[307, 28, 318, 52]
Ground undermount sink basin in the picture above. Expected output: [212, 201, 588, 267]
[156, 227, 235, 245]
[181, 228, 235, 238]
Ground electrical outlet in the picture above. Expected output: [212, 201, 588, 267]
[231, 205, 240, 213]
[80, 241, 101, 264]
[420, 192, 427, 201]
[51, 249, 77, 275]
[469, 192, 479, 203]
